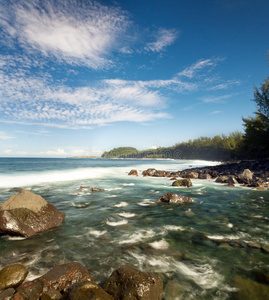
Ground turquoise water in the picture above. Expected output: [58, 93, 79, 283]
[0, 158, 268, 299]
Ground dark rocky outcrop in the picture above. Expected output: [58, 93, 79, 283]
[0, 264, 28, 291]
[0, 190, 65, 237]
[172, 179, 192, 187]
[102, 265, 163, 300]
[128, 169, 138, 176]
[157, 192, 193, 204]
[180, 170, 199, 179]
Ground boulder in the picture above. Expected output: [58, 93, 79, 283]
[199, 173, 212, 180]
[40, 289, 62, 300]
[0, 288, 15, 300]
[172, 179, 192, 187]
[238, 169, 254, 184]
[14, 262, 92, 299]
[215, 176, 229, 183]
[0, 190, 65, 237]
[102, 265, 163, 300]
[157, 192, 193, 204]
[66, 281, 113, 300]
[128, 169, 138, 176]
[0, 264, 28, 291]
[227, 176, 238, 184]
[183, 171, 199, 179]
[142, 168, 156, 177]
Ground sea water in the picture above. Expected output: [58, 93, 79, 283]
[0, 158, 268, 299]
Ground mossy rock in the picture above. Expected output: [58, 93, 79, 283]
[0, 264, 28, 291]
[172, 179, 192, 187]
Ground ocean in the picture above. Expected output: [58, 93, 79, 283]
[0, 158, 268, 299]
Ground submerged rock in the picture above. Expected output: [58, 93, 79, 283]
[232, 276, 269, 300]
[172, 178, 192, 187]
[0, 190, 65, 237]
[91, 187, 105, 192]
[157, 192, 193, 204]
[128, 169, 138, 176]
[0, 264, 28, 291]
[102, 265, 163, 300]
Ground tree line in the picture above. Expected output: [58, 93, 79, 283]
[102, 65, 269, 161]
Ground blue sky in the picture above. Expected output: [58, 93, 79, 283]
[0, 0, 268, 157]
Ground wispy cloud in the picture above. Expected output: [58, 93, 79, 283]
[145, 28, 178, 52]
[0, 131, 15, 140]
[0, 0, 130, 69]
[208, 110, 222, 115]
[201, 93, 238, 103]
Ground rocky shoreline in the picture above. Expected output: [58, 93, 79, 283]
[130, 159, 269, 190]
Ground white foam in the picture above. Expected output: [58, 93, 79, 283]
[114, 202, 128, 207]
[105, 195, 117, 198]
[138, 199, 155, 206]
[106, 187, 123, 191]
[149, 239, 169, 249]
[119, 229, 156, 244]
[7, 236, 27, 241]
[163, 225, 185, 231]
[106, 219, 128, 226]
[118, 212, 136, 218]
[122, 183, 135, 186]
[88, 229, 107, 237]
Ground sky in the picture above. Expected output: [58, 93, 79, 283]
[0, 0, 268, 157]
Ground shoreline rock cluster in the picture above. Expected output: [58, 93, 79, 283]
[129, 160, 269, 190]
[0, 263, 163, 300]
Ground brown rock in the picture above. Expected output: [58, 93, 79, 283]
[238, 169, 254, 184]
[0, 264, 28, 291]
[15, 262, 92, 299]
[183, 171, 199, 179]
[66, 281, 113, 300]
[102, 265, 163, 300]
[0, 288, 15, 300]
[199, 173, 212, 179]
[215, 176, 229, 183]
[128, 169, 138, 176]
[0, 190, 65, 237]
[172, 179, 192, 187]
[157, 192, 192, 204]
[91, 187, 105, 192]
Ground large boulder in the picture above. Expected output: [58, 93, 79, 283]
[142, 168, 157, 177]
[172, 179, 192, 187]
[182, 171, 199, 179]
[0, 190, 65, 237]
[0, 264, 28, 291]
[14, 262, 92, 299]
[157, 192, 193, 204]
[238, 169, 254, 184]
[102, 265, 163, 300]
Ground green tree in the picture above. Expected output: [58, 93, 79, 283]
[242, 77, 269, 158]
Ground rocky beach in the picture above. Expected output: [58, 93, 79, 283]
[0, 157, 268, 300]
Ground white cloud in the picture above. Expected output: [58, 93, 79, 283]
[0, 0, 130, 68]
[201, 93, 238, 103]
[43, 148, 67, 156]
[209, 110, 222, 115]
[0, 131, 15, 140]
[145, 28, 178, 52]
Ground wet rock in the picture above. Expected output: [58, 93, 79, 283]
[172, 178, 192, 187]
[182, 171, 199, 179]
[261, 245, 269, 253]
[66, 280, 113, 300]
[164, 280, 184, 300]
[0, 264, 28, 291]
[91, 187, 105, 192]
[157, 192, 193, 204]
[40, 289, 62, 300]
[227, 176, 238, 184]
[15, 262, 92, 299]
[247, 241, 261, 249]
[142, 168, 157, 177]
[215, 176, 229, 183]
[232, 276, 269, 299]
[0, 288, 15, 300]
[102, 265, 163, 300]
[0, 190, 65, 237]
[128, 169, 138, 176]
[184, 210, 195, 217]
[199, 173, 212, 179]
[251, 270, 269, 285]
[238, 169, 254, 184]
[142, 169, 171, 177]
